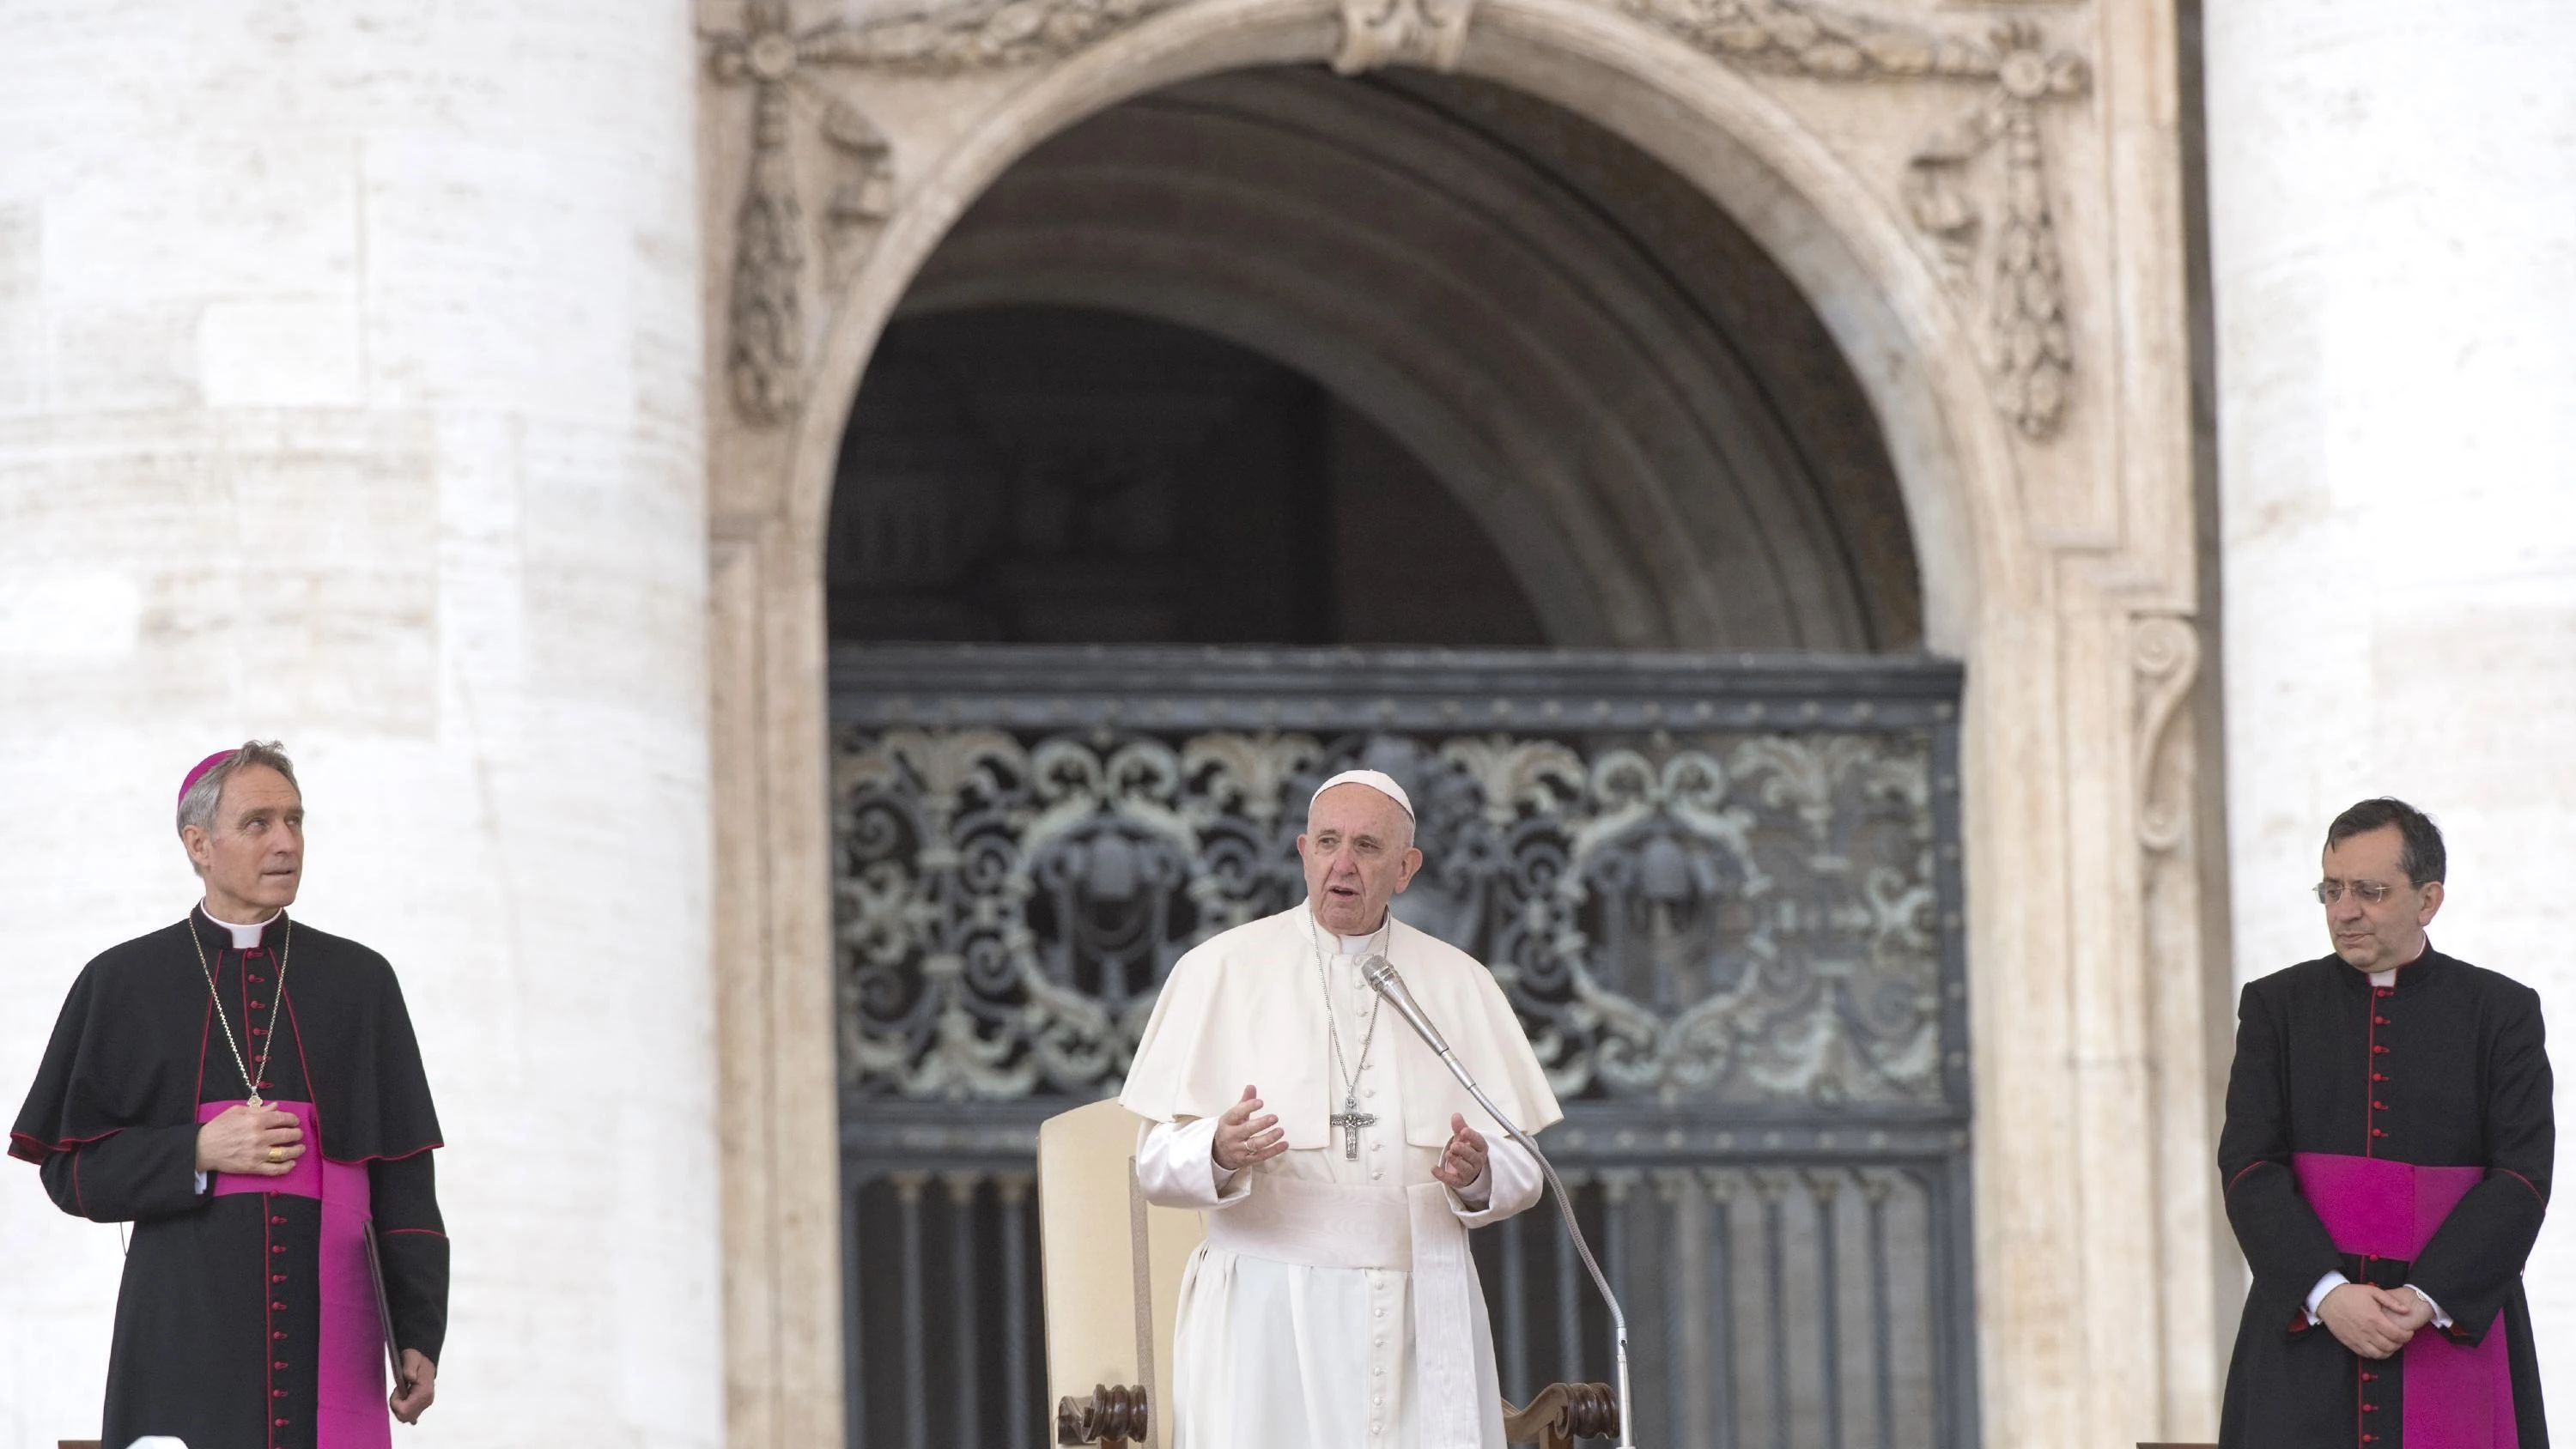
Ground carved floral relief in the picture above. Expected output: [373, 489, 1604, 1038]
[1613, 0, 2088, 438]
[706, 0, 2093, 440]
[702, 0, 1188, 424]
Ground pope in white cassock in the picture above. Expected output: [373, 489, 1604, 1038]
[1121, 769, 1564, 1449]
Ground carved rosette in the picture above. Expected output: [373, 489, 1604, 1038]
[1613, 0, 2089, 439]
[702, 0, 1188, 425]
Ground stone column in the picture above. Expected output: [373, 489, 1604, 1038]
[0, 5, 719, 1445]
[2207, 0, 2576, 1411]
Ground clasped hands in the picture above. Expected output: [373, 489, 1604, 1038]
[2320, 1282, 2436, 1360]
[194, 1103, 304, 1176]
[1210, 1085, 1489, 1189]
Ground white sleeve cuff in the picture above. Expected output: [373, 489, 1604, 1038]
[2304, 1270, 2350, 1325]
[1450, 1134, 1543, 1226]
[194, 1171, 209, 1195]
[2404, 1283, 2452, 1329]
[1452, 1162, 1491, 1211]
[1133, 1117, 1251, 1210]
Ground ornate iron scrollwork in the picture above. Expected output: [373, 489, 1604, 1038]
[831, 651, 1956, 1110]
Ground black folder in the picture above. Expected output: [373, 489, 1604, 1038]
[362, 1222, 408, 1390]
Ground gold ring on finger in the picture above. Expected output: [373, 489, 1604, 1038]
[268, 1147, 285, 1163]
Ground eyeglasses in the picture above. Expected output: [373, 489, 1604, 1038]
[2313, 880, 2397, 906]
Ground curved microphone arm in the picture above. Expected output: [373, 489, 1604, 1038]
[1361, 955, 1637, 1449]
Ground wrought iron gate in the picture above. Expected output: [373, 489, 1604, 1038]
[832, 646, 1977, 1449]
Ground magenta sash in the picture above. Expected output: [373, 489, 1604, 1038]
[198, 1099, 391, 1449]
[2293, 1152, 2518, 1448]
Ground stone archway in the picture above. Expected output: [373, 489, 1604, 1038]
[696, 3, 2221, 1446]
[897, 67, 1923, 652]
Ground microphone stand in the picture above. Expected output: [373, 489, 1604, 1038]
[1362, 955, 1637, 1449]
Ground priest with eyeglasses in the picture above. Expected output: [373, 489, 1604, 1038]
[2217, 797, 2552, 1448]
[1121, 769, 1562, 1449]
[11, 743, 447, 1449]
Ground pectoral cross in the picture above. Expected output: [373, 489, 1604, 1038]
[1330, 1093, 1376, 1161]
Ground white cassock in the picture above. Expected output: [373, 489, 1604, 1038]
[1121, 903, 1564, 1449]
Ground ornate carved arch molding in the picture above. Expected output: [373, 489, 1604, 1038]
[701, 0, 2091, 440]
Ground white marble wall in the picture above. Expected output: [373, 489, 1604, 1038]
[2207, 0, 2576, 1416]
[0, 4, 720, 1446]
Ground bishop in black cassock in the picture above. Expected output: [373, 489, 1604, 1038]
[9, 743, 448, 1449]
[2219, 798, 2551, 1449]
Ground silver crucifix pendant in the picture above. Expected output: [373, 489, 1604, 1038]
[1330, 1094, 1376, 1160]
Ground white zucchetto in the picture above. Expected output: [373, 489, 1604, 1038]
[1310, 768, 1413, 819]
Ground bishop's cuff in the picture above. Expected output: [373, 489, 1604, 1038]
[2303, 1270, 2348, 1325]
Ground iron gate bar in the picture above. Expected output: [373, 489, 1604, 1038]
[829, 642, 1979, 1449]
[833, 644, 1964, 726]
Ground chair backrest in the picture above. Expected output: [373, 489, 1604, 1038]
[1037, 1099, 1208, 1449]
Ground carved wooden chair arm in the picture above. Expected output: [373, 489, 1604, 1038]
[1503, 1380, 1619, 1449]
[1057, 1383, 1150, 1447]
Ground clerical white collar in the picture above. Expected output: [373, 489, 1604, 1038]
[201, 903, 281, 949]
[2370, 968, 2396, 989]
[1321, 913, 1393, 955]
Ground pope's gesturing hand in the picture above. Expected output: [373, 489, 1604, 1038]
[1431, 1113, 1487, 1191]
[1212, 1084, 1286, 1172]
[194, 1103, 305, 1176]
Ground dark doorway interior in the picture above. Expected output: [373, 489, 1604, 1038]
[826, 304, 1549, 647]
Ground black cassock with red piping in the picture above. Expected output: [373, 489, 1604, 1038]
[2220, 945, 2552, 1449]
[11, 912, 447, 1449]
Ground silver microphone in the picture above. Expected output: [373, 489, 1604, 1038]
[1360, 955, 1452, 1058]
[1359, 954, 1641, 1449]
